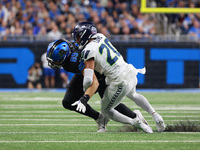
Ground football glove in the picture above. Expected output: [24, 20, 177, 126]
[71, 95, 90, 113]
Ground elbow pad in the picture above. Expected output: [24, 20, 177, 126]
[83, 69, 94, 91]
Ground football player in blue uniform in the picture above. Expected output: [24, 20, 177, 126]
[46, 30, 139, 132]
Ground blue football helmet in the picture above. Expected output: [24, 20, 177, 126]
[72, 22, 97, 50]
[46, 39, 72, 69]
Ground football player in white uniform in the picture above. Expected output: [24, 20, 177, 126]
[46, 37, 149, 133]
[72, 22, 165, 133]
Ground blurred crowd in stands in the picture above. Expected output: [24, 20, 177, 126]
[155, 0, 200, 39]
[0, 0, 200, 41]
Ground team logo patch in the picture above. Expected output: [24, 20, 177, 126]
[59, 49, 66, 58]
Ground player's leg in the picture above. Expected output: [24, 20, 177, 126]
[127, 87, 156, 115]
[97, 73, 137, 119]
[127, 84, 165, 132]
[100, 83, 135, 124]
[62, 74, 99, 119]
[114, 103, 136, 119]
[62, 74, 107, 132]
[100, 84, 153, 133]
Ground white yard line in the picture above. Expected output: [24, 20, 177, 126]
[0, 97, 61, 101]
[1, 105, 200, 110]
[0, 131, 200, 134]
[0, 115, 199, 118]
[1, 123, 199, 127]
[0, 111, 70, 113]
[0, 110, 200, 114]
[0, 140, 199, 143]
[154, 107, 200, 110]
[0, 105, 61, 109]
[0, 124, 122, 126]
[0, 119, 92, 121]
[0, 115, 87, 117]
[0, 119, 199, 122]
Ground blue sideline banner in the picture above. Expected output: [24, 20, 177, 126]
[0, 41, 199, 88]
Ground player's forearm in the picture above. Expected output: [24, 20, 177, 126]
[84, 73, 99, 98]
[82, 58, 97, 98]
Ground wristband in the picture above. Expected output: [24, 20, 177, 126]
[80, 94, 90, 106]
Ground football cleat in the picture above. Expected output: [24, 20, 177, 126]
[133, 110, 153, 133]
[152, 112, 166, 132]
[95, 113, 109, 133]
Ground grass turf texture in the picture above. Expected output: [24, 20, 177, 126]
[0, 92, 200, 150]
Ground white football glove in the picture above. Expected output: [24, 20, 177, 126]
[71, 95, 90, 113]
[71, 100, 86, 113]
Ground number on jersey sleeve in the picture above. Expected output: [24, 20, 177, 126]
[81, 50, 90, 60]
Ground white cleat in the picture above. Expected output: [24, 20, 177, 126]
[95, 113, 109, 133]
[133, 110, 153, 133]
[152, 112, 166, 132]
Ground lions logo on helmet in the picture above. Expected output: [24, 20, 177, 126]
[46, 39, 71, 69]
[59, 50, 67, 58]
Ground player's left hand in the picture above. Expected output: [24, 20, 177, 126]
[71, 95, 90, 113]
[71, 100, 86, 113]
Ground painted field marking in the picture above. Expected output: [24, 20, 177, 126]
[0, 119, 199, 122]
[0, 111, 70, 113]
[0, 140, 199, 143]
[0, 110, 200, 113]
[0, 124, 122, 126]
[1, 105, 200, 110]
[0, 115, 199, 118]
[0, 88, 200, 93]
[0, 131, 200, 134]
[0, 97, 61, 101]
[0, 123, 199, 127]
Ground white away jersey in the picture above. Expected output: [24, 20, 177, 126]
[81, 33, 128, 81]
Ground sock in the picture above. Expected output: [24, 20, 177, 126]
[71, 104, 100, 120]
[127, 92, 155, 115]
[115, 103, 136, 119]
[103, 109, 134, 125]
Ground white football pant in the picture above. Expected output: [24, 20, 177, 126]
[101, 65, 138, 125]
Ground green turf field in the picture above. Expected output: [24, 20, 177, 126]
[0, 91, 200, 150]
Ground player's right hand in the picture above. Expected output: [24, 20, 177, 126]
[71, 100, 86, 113]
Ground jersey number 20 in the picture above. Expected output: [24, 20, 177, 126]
[99, 38, 121, 66]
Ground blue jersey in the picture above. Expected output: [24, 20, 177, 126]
[62, 47, 85, 74]
[61, 42, 106, 82]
